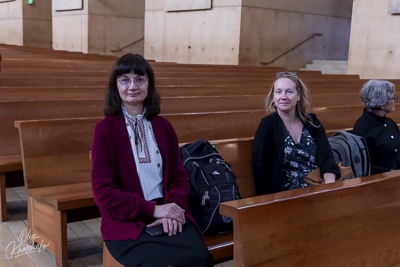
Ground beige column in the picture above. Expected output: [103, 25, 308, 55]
[144, 0, 352, 68]
[52, 0, 145, 56]
[0, 0, 51, 48]
[145, 0, 242, 64]
[348, 0, 400, 79]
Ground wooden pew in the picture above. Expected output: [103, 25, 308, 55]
[1, 103, 395, 179]
[0, 87, 364, 108]
[0, 76, 371, 92]
[0, 44, 117, 61]
[0, 87, 107, 101]
[0, 100, 104, 156]
[157, 78, 368, 87]
[160, 93, 365, 113]
[0, 77, 108, 87]
[15, 118, 101, 267]
[164, 106, 400, 143]
[0, 71, 110, 78]
[220, 170, 400, 266]
[0, 100, 104, 221]
[0, 99, 348, 221]
[3, 76, 353, 87]
[0, 68, 289, 78]
[1, 103, 396, 221]
[0, 83, 365, 101]
[18, 116, 392, 266]
[14, 117, 254, 266]
[156, 84, 361, 96]
[0, 99, 369, 157]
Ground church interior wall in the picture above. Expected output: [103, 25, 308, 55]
[348, 0, 400, 79]
[0, 0, 52, 48]
[239, 0, 353, 69]
[145, 0, 242, 64]
[52, 0, 144, 56]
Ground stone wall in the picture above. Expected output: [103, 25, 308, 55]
[348, 0, 400, 79]
[145, 0, 353, 68]
[0, 0, 52, 48]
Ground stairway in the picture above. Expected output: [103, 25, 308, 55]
[300, 60, 348, 75]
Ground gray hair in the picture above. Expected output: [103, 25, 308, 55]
[360, 79, 395, 109]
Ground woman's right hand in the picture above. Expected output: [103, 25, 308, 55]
[147, 218, 183, 236]
[153, 203, 186, 224]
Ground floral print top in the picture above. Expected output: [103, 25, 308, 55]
[282, 125, 318, 190]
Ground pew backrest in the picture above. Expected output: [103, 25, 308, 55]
[211, 138, 255, 198]
[0, 100, 104, 156]
[15, 117, 102, 189]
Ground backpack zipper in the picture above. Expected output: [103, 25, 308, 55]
[201, 191, 210, 206]
[183, 153, 220, 166]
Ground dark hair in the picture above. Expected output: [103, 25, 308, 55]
[104, 53, 160, 120]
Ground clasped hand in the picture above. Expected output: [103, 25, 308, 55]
[148, 203, 186, 236]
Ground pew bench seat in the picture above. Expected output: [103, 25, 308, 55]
[26, 182, 95, 211]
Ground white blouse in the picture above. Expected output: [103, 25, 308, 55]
[122, 106, 163, 201]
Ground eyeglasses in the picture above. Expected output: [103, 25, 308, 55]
[389, 95, 398, 103]
[275, 72, 298, 79]
[117, 76, 147, 87]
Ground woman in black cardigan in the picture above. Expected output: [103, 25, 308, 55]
[253, 72, 340, 195]
[353, 79, 400, 174]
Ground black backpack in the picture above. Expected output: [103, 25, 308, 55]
[180, 139, 240, 236]
[328, 130, 371, 178]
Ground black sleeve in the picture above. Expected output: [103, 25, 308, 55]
[253, 117, 274, 195]
[353, 121, 391, 174]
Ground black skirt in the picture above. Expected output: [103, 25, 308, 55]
[105, 220, 213, 267]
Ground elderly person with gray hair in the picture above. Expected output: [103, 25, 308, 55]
[353, 79, 400, 174]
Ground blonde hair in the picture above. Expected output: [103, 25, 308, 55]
[265, 72, 318, 127]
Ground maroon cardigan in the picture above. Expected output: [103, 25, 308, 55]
[91, 115, 195, 240]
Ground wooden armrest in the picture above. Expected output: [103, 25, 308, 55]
[27, 182, 95, 211]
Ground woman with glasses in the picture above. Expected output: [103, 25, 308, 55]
[91, 53, 213, 267]
[253, 72, 340, 195]
[353, 79, 400, 174]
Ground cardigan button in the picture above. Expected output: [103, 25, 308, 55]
[395, 149, 398, 152]
[157, 163, 161, 168]
[384, 124, 387, 127]
[391, 136, 395, 139]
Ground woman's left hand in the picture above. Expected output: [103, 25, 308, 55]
[153, 203, 186, 224]
[323, 172, 336, 184]
[147, 218, 183, 236]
